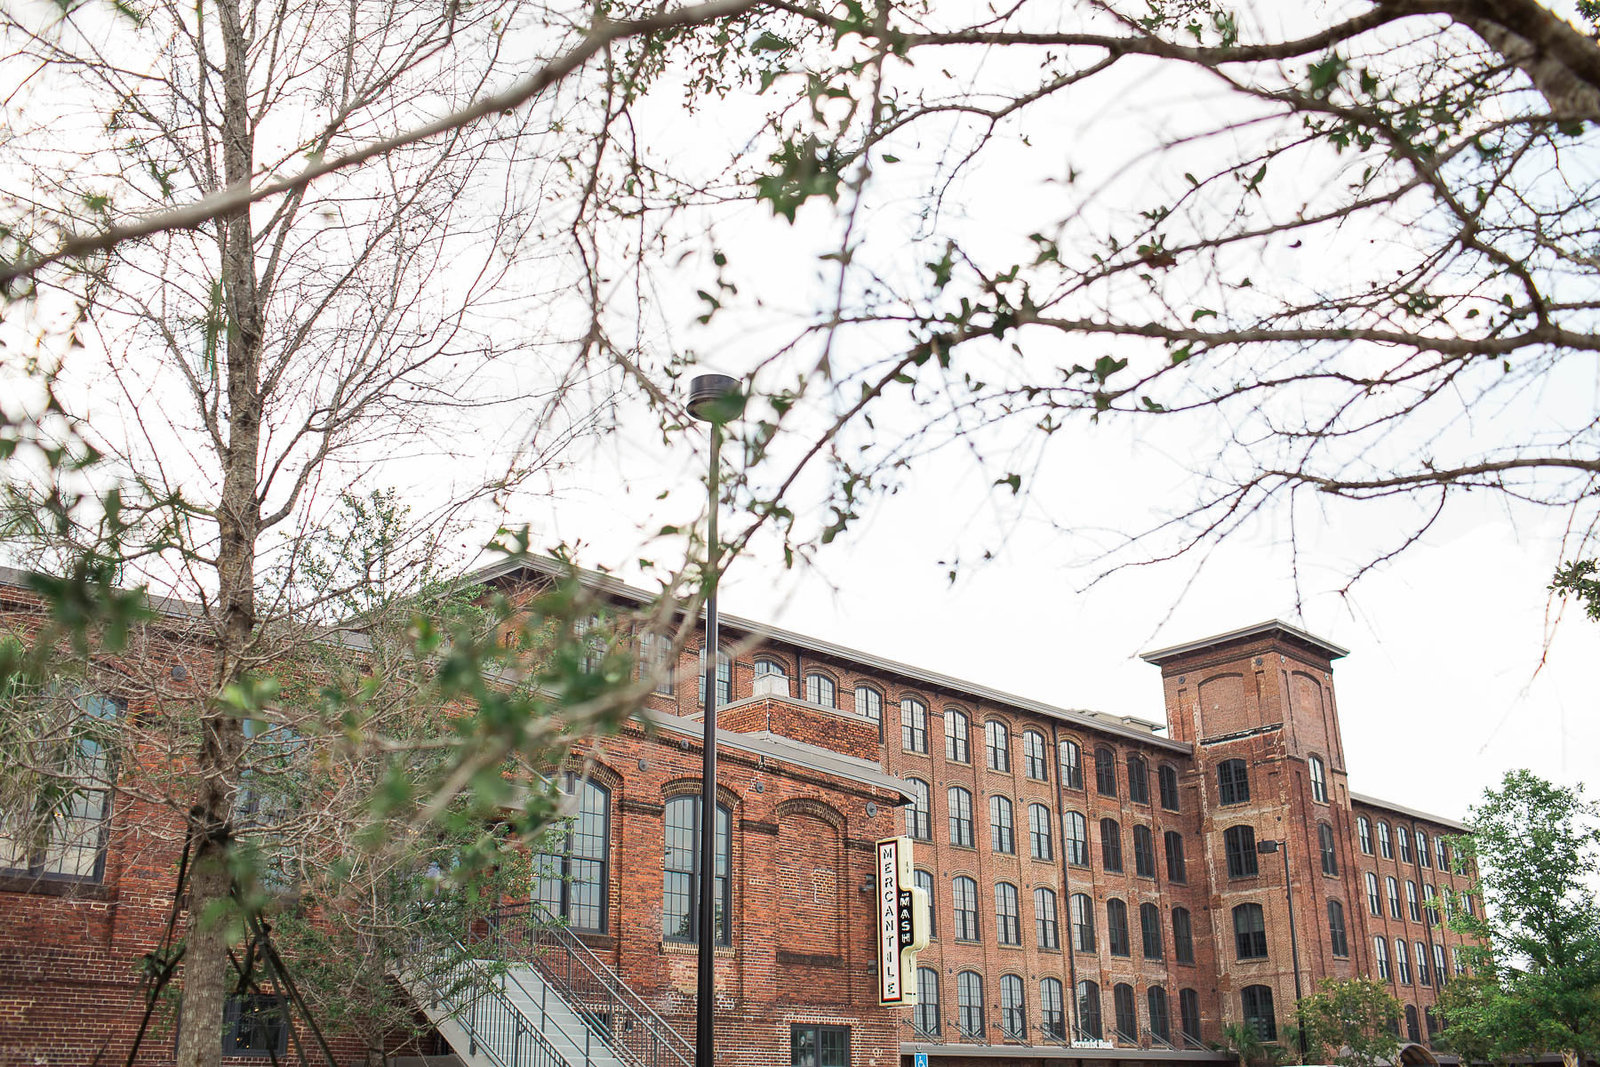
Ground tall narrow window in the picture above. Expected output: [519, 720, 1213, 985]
[1233, 903, 1267, 959]
[1319, 822, 1339, 875]
[662, 796, 731, 944]
[1241, 986, 1276, 1041]
[1327, 900, 1349, 958]
[1165, 831, 1187, 883]
[1378, 820, 1393, 859]
[1113, 983, 1138, 1041]
[1224, 825, 1258, 877]
[1035, 887, 1060, 949]
[953, 876, 980, 941]
[1029, 803, 1053, 860]
[1396, 939, 1412, 985]
[804, 672, 836, 708]
[640, 632, 677, 695]
[1070, 893, 1096, 951]
[855, 686, 883, 732]
[1398, 827, 1413, 864]
[1415, 941, 1431, 986]
[915, 869, 936, 937]
[1140, 902, 1163, 960]
[1127, 755, 1150, 804]
[1095, 746, 1118, 796]
[1107, 898, 1130, 956]
[1159, 764, 1181, 811]
[985, 720, 1010, 772]
[1366, 872, 1381, 916]
[1023, 731, 1048, 780]
[1179, 989, 1201, 1042]
[1405, 1005, 1420, 1044]
[1064, 811, 1089, 866]
[1040, 979, 1065, 1040]
[1308, 755, 1328, 803]
[1000, 974, 1027, 1039]
[949, 787, 974, 848]
[915, 969, 941, 1036]
[1133, 825, 1156, 878]
[1077, 981, 1103, 1040]
[995, 882, 1022, 946]
[1172, 907, 1194, 964]
[1148, 988, 1171, 1043]
[990, 795, 1015, 854]
[905, 779, 931, 841]
[1374, 937, 1391, 980]
[697, 649, 732, 705]
[1060, 740, 1084, 790]
[946, 710, 971, 763]
[1218, 759, 1250, 804]
[1436, 836, 1450, 870]
[957, 972, 986, 1040]
[1433, 944, 1447, 986]
[1358, 816, 1373, 854]
[1388, 876, 1401, 918]
[534, 776, 611, 932]
[1, 693, 121, 884]
[1101, 818, 1123, 871]
[1406, 880, 1421, 922]
[901, 698, 928, 753]
[1416, 830, 1430, 868]
[1424, 884, 1439, 926]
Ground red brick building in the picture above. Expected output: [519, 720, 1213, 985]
[0, 561, 1477, 1067]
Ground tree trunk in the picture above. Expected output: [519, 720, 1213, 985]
[174, 0, 262, 1064]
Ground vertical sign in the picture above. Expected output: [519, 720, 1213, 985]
[877, 836, 930, 1007]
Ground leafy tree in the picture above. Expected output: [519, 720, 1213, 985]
[1217, 1020, 1289, 1067]
[1296, 978, 1402, 1067]
[1441, 770, 1600, 1067]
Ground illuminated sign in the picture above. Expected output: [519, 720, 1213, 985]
[876, 837, 930, 1006]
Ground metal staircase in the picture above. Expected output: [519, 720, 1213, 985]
[406, 906, 692, 1067]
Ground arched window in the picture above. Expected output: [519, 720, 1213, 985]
[1035, 887, 1059, 949]
[1107, 898, 1130, 956]
[1165, 830, 1187, 883]
[1070, 892, 1096, 951]
[995, 882, 1022, 945]
[1159, 764, 1181, 811]
[905, 778, 931, 841]
[1112, 983, 1137, 1041]
[804, 671, 836, 708]
[1179, 989, 1201, 1042]
[697, 648, 732, 705]
[915, 869, 936, 937]
[1436, 836, 1450, 870]
[855, 685, 883, 729]
[1416, 829, 1431, 868]
[1040, 978, 1066, 1040]
[1064, 811, 1089, 866]
[957, 972, 986, 1039]
[1101, 818, 1123, 871]
[1319, 822, 1338, 875]
[1224, 825, 1258, 877]
[1172, 906, 1194, 964]
[1023, 730, 1049, 780]
[1233, 903, 1267, 959]
[953, 876, 980, 940]
[1127, 754, 1150, 804]
[1358, 816, 1373, 854]
[1397, 826, 1414, 863]
[945, 709, 971, 763]
[1327, 900, 1349, 957]
[638, 632, 676, 695]
[1218, 758, 1250, 804]
[1415, 940, 1431, 986]
[1366, 872, 1381, 916]
[1396, 939, 1412, 984]
[1076, 980, 1103, 1040]
[1094, 745, 1118, 796]
[1405, 1005, 1420, 1044]
[949, 787, 974, 847]
[914, 968, 941, 1036]
[1028, 803, 1053, 860]
[534, 776, 611, 932]
[663, 796, 730, 944]
[1432, 944, 1447, 985]
[1406, 880, 1421, 922]
[1387, 876, 1401, 918]
[1000, 974, 1027, 1039]
[985, 720, 1011, 772]
[1424, 883, 1439, 926]
[991, 795, 1015, 853]
[1308, 755, 1328, 803]
[753, 657, 789, 697]
[1241, 985, 1276, 1041]
[1148, 987, 1171, 1043]
[1060, 739, 1084, 790]
[1140, 902, 1163, 960]
[1133, 825, 1156, 878]
[1373, 936, 1391, 980]
[901, 697, 928, 753]
[1378, 820, 1393, 859]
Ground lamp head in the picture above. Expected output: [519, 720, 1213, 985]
[1256, 839, 1281, 855]
[687, 373, 743, 424]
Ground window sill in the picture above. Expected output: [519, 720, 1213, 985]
[0, 873, 113, 900]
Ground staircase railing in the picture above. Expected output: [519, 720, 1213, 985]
[486, 904, 694, 1067]
[415, 943, 573, 1067]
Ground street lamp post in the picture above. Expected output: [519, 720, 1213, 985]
[1257, 838, 1308, 1062]
[687, 373, 740, 1067]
